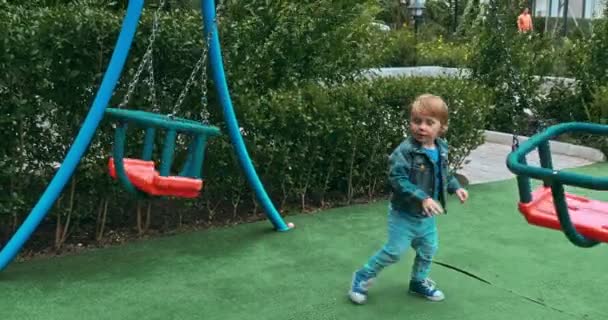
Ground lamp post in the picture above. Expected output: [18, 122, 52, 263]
[399, 0, 407, 29]
[408, 0, 426, 35]
[408, 0, 426, 66]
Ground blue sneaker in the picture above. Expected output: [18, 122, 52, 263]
[409, 278, 445, 301]
[348, 271, 375, 304]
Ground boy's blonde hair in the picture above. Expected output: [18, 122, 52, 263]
[410, 94, 449, 131]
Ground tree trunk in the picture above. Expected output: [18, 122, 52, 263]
[206, 199, 221, 223]
[321, 160, 335, 207]
[95, 198, 109, 242]
[251, 195, 259, 218]
[144, 201, 152, 233]
[55, 177, 75, 250]
[280, 179, 290, 210]
[299, 165, 313, 211]
[232, 194, 241, 219]
[136, 200, 143, 236]
[347, 137, 358, 204]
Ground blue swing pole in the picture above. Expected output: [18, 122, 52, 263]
[0, 0, 145, 271]
[200, 0, 290, 232]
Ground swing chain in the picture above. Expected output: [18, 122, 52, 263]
[197, 4, 225, 123]
[118, 0, 165, 108]
[170, 32, 211, 123]
[146, 42, 158, 112]
[512, 135, 520, 152]
[199, 32, 212, 123]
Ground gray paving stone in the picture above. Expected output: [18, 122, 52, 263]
[459, 142, 597, 185]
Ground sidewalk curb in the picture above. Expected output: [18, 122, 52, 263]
[484, 130, 606, 162]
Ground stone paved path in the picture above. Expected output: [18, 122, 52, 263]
[460, 142, 596, 185]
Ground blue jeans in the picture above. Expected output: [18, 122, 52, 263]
[358, 206, 438, 282]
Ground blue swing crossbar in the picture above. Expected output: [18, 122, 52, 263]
[506, 122, 608, 248]
[106, 108, 221, 136]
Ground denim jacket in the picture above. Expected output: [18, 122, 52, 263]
[388, 136, 462, 217]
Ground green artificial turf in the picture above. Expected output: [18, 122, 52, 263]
[1, 164, 607, 320]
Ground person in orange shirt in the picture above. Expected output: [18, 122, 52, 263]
[517, 8, 534, 32]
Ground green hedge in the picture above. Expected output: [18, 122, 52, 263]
[380, 29, 471, 67]
[215, 77, 490, 210]
[0, 3, 490, 249]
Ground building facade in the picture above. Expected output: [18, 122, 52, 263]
[533, 0, 606, 19]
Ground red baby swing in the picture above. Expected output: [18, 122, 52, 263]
[106, 2, 220, 199]
[507, 122, 608, 247]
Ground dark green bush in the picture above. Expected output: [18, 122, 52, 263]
[219, 0, 387, 95]
[379, 28, 418, 66]
[380, 28, 470, 67]
[534, 83, 581, 124]
[469, 1, 541, 134]
[572, 14, 608, 107]
[217, 76, 490, 209]
[415, 36, 471, 67]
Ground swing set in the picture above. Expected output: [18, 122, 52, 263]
[105, 1, 220, 199]
[0, 0, 293, 272]
[507, 122, 608, 248]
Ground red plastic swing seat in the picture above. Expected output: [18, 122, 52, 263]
[518, 186, 608, 242]
[108, 158, 203, 198]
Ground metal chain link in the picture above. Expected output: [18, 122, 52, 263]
[198, 32, 212, 123]
[197, 3, 225, 123]
[170, 45, 207, 117]
[118, 0, 223, 123]
[146, 48, 158, 112]
[118, 0, 165, 108]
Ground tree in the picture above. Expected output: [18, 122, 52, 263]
[469, 0, 540, 133]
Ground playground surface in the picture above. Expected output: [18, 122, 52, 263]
[1, 162, 606, 320]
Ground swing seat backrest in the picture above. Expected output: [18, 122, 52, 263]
[108, 158, 202, 198]
[105, 107, 220, 198]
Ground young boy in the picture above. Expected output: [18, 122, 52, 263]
[348, 94, 468, 304]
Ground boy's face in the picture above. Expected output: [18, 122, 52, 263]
[410, 113, 444, 147]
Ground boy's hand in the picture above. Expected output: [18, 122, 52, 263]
[422, 198, 444, 216]
[455, 188, 468, 203]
